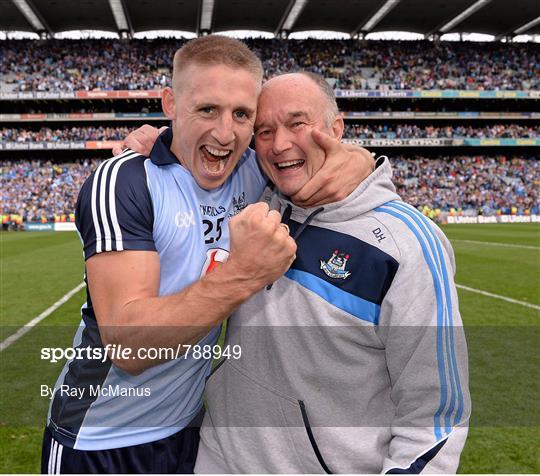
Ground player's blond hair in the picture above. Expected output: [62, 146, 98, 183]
[172, 35, 263, 91]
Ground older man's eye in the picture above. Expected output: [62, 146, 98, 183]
[291, 121, 306, 129]
[256, 129, 272, 138]
[234, 110, 248, 120]
[199, 106, 214, 114]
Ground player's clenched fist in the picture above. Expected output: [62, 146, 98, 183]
[227, 202, 297, 292]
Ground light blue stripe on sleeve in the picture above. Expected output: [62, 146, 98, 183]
[285, 268, 381, 325]
[387, 201, 464, 428]
[375, 204, 448, 439]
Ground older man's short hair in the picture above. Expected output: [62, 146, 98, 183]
[172, 35, 263, 91]
[298, 71, 339, 126]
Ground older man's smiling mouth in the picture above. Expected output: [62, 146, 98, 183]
[275, 159, 305, 170]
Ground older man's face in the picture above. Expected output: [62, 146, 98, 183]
[165, 63, 260, 190]
[254, 74, 342, 197]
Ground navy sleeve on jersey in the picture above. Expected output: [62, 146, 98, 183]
[76, 152, 156, 260]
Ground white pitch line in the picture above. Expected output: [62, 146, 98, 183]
[456, 284, 540, 310]
[453, 239, 539, 250]
[0, 282, 85, 352]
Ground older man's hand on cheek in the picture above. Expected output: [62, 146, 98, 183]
[291, 128, 375, 208]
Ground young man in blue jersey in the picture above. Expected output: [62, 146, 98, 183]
[42, 37, 374, 474]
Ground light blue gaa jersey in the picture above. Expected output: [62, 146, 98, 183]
[47, 128, 266, 450]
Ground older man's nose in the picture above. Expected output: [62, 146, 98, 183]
[272, 128, 293, 155]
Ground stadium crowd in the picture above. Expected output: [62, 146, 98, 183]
[344, 123, 540, 139]
[392, 155, 539, 216]
[1, 156, 538, 227]
[4, 100, 532, 115]
[2, 39, 538, 92]
[1, 159, 100, 226]
[0, 126, 131, 142]
[2, 124, 538, 143]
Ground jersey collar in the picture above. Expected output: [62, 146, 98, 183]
[149, 127, 180, 166]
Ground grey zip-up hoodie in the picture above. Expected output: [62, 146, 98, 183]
[196, 158, 470, 474]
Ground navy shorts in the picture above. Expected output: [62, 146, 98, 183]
[41, 411, 203, 474]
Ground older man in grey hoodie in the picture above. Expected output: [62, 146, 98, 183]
[195, 72, 471, 474]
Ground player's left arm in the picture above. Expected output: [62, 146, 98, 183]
[377, 220, 471, 474]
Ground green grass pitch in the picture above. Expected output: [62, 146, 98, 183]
[0, 224, 539, 473]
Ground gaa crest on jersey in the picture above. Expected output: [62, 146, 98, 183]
[320, 250, 351, 279]
[232, 192, 246, 214]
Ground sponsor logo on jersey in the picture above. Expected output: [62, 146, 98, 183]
[201, 248, 230, 276]
[320, 250, 351, 279]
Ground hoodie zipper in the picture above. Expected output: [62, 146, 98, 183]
[266, 204, 324, 291]
[298, 400, 333, 474]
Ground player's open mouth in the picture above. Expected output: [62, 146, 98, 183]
[200, 145, 232, 175]
[274, 159, 305, 171]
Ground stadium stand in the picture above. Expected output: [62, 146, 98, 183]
[2, 39, 539, 92]
[0, 159, 99, 228]
[2, 124, 538, 143]
[344, 123, 540, 139]
[1, 37, 538, 223]
[0, 126, 132, 141]
[393, 155, 539, 216]
[1, 156, 537, 227]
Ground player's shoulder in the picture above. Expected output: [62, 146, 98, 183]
[76, 150, 155, 258]
[81, 150, 147, 190]
[78, 150, 150, 209]
[106, 149, 149, 180]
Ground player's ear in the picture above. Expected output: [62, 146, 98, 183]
[330, 114, 344, 141]
[162, 87, 176, 120]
